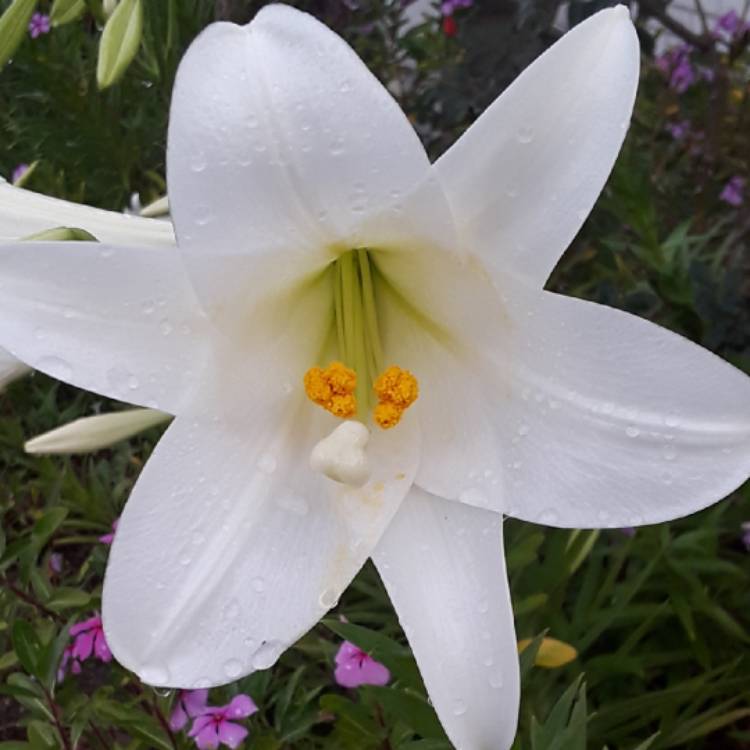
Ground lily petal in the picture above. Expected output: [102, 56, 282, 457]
[486, 286, 750, 527]
[24, 408, 170, 455]
[0, 346, 28, 389]
[102, 408, 418, 687]
[0, 180, 175, 246]
[0, 242, 209, 413]
[372, 489, 518, 750]
[434, 6, 639, 287]
[167, 4, 449, 321]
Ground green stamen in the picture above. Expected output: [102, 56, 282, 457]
[332, 249, 383, 416]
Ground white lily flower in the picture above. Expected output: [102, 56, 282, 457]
[0, 6, 749, 748]
[24, 408, 170, 454]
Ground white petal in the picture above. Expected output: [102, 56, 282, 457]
[24, 408, 170, 454]
[0, 242, 209, 413]
[483, 286, 750, 527]
[0, 346, 28, 390]
[0, 180, 175, 246]
[434, 6, 639, 287]
[372, 489, 519, 750]
[103, 407, 418, 688]
[167, 5, 451, 317]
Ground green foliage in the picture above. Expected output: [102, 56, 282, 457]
[0, 0, 749, 749]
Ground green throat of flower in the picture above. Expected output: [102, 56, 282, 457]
[303, 249, 418, 429]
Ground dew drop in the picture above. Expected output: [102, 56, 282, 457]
[518, 424, 530, 436]
[477, 598, 490, 614]
[276, 492, 309, 516]
[251, 577, 265, 593]
[179, 552, 192, 566]
[625, 425, 640, 438]
[140, 665, 170, 685]
[452, 699, 467, 716]
[459, 487, 487, 507]
[37, 356, 72, 381]
[223, 658, 243, 679]
[517, 126, 534, 144]
[128, 375, 140, 390]
[664, 414, 680, 428]
[662, 445, 677, 461]
[319, 588, 339, 608]
[251, 641, 281, 670]
[142, 300, 155, 315]
[160, 319, 173, 336]
[257, 452, 277, 474]
[489, 672, 504, 689]
[539, 508, 559, 525]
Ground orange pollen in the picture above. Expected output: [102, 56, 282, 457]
[373, 365, 419, 429]
[304, 362, 357, 419]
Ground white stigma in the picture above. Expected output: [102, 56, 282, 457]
[310, 420, 371, 487]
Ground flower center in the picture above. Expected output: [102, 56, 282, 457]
[303, 249, 418, 429]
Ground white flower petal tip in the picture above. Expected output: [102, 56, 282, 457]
[0, 346, 29, 390]
[310, 421, 371, 487]
[434, 2, 640, 287]
[24, 408, 170, 455]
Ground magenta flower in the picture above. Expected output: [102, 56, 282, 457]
[170, 689, 209, 731]
[99, 518, 119, 544]
[28, 13, 50, 39]
[720, 176, 745, 207]
[334, 641, 390, 688]
[11, 164, 29, 184]
[70, 614, 112, 663]
[57, 643, 82, 682]
[741, 522, 750, 551]
[187, 695, 258, 749]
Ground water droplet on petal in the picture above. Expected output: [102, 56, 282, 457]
[251, 641, 282, 670]
[251, 577, 265, 593]
[37, 356, 72, 381]
[257, 453, 277, 474]
[223, 658, 243, 679]
[452, 699, 467, 716]
[539, 508, 559, 525]
[517, 126, 534, 144]
[140, 665, 170, 685]
[319, 588, 339, 608]
[625, 426, 640, 438]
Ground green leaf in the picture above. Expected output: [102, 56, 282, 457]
[12, 620, 44, 677]
[97, 0, 143, 89]
[0, 0, 36, 70]
[46, 587, 91, 611]
[26, 721, 57, 750]
[50, 0, 86, 26]
[364, 686, 447, 740]
[32, 508, 69, 549]
[22, 227, 98, 242]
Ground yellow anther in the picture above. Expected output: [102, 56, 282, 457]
[374, 402, 403, 429]
[329, 394, 357, 419]
[372, 366, 419, 429]
[374, 366, 418, 408]
[304, 362, 357, 418]
[327, 361, 357, 395]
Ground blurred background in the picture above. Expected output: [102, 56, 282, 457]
[0, 0, 748, 748]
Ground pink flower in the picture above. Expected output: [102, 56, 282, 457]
[187, 695, 258, 749]
[99, 518, 119, 544]
[334, 641, 390, 688]
[69, 614, 112, 663]
[170, 689, 209, 731]
[28, 13, 50, 39]
[57, 643, 82, 682]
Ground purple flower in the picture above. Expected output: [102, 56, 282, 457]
[441, 0, 473, 16]
[741, 522, 750, 551]
[48, 552, 64, 574]
[656, 46, 695, 93]
[28, 13, 50, 39]
[618, 527, 636, 538]
[99, 518, 119, 544]
[11, 164, 29, 184]
[665, 119, 690, 141]
[187, 695, 258, 749]
[334, 641, 390, 688]
[170, 689, 209, 732]
[69, 614, 112, 664]
[716, 10, 741, 33]
[719, 176, 745, 207]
